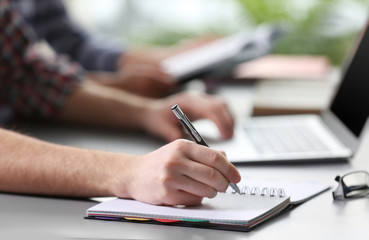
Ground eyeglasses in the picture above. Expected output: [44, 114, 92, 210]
[332, 170, 369, 200]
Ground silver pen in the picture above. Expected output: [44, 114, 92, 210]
[171, 104, 241, 195]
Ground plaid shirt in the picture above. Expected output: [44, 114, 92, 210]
[12, 0, 124, 72]
[0, 0, 83, 122]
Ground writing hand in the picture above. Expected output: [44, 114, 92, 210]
[119, 139, 241, 206]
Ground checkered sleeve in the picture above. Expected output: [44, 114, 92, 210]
[14, 0, 124, 72]
[0, 0, 84, 119]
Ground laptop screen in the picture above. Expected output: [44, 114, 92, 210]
[330, 22, 369, 137]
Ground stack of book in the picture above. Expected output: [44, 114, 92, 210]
[234, 55, 340, 115]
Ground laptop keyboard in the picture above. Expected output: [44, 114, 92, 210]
[244, 120, 331, 154]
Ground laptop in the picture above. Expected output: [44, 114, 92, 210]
[200, 21, 369, 164]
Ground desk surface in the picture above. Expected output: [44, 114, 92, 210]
[2, 86, 369, 239]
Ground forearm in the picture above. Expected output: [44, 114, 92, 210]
[0, 128, 133, 197]
[57, 80, 152, 130]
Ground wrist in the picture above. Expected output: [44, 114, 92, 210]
[112, 92, 154, 130]
[135, 100, 162, 134]
[106, 153, 139, 198]
[76, 81, 152, 130]
[86, 72, 119, 85]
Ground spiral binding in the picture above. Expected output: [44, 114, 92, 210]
[229, 186, 286, 197]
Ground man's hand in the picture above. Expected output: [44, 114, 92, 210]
[113, 139, 241, 206]
[112, 52, 176, 98]
[141, 91, 235, 142]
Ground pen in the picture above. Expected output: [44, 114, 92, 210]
[171, 104, 241, 195]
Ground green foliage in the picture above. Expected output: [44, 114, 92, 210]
[237, 0, 300, 24]
[131, 0, 368, 65]
[133, 28, 226, 47]
[236, 0, 367, 65]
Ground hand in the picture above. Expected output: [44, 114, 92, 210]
[141, 91, 235, 142]
[118, 139, 241, 206]
[111, 52, 176, 98]
[99, 37, 221, 98]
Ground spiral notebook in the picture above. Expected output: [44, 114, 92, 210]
[85, 179, 329, 231]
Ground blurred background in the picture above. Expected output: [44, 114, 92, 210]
[64, 0, 369, 66]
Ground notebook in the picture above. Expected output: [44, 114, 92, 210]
[85, 179, 329, 231]
[197, 20, 369, 164]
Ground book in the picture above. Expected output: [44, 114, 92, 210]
[251, 68, 340, 115]
[85, 179, 329, 231]
[234, 55, 332, 80]
[233, 55, 340, 115]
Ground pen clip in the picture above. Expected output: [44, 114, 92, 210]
[171, 104, 208, 146]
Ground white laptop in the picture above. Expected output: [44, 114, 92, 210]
[200, 21, 369, 164]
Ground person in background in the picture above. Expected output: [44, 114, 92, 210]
[0, 0, 240, 206]
[12, 0, 177, 98]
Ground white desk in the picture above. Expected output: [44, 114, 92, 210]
[1, 84, 369, 239]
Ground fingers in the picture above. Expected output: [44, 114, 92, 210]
[183, 141, 241, 184]
[131, 140, 240, 206]
[172, 174, 218, 199]
[137, 64, 174, 85]
[181, 159, 229, 193]
[121, 58, 174, 86]
[203, 98, 234, 138]
[153, 143, 231, 205]
[174, 93, 235, 139]
[165, 140, 241, 205]
[168, 140, 241, 189]
[162, 190, 204, 206]
[122, 64, 176, 98]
